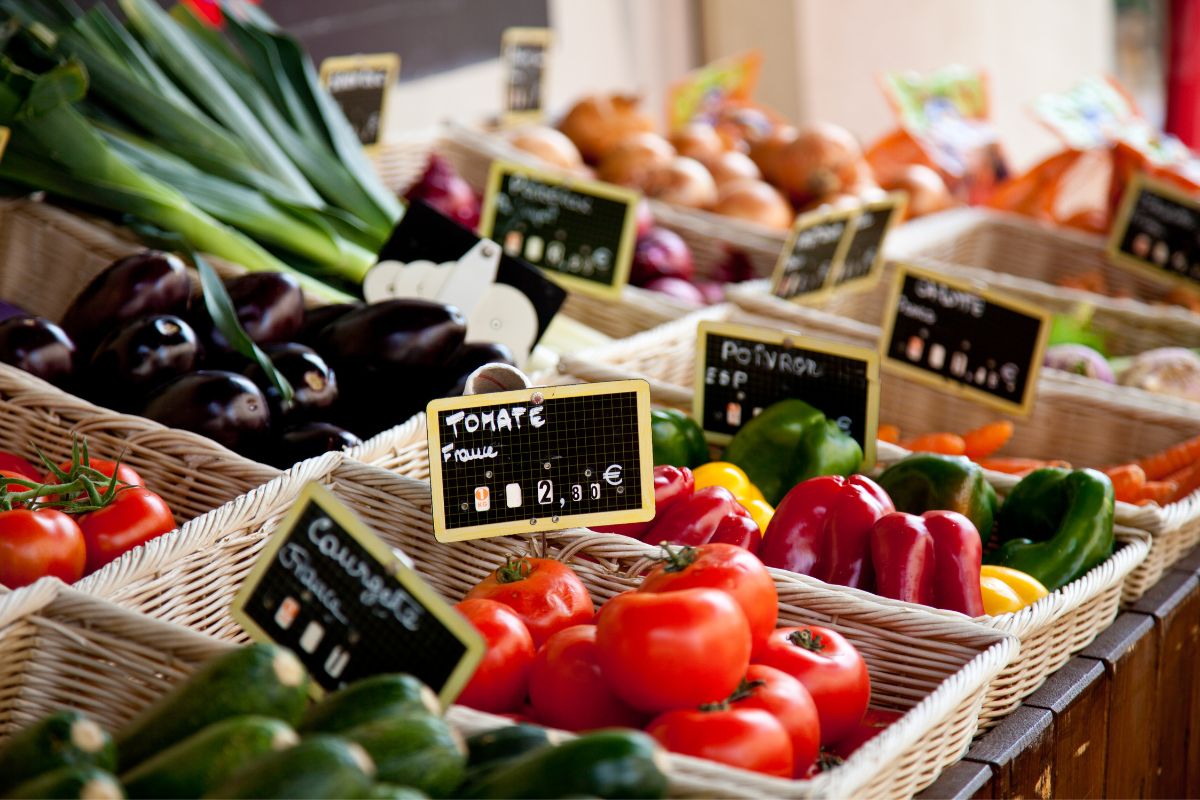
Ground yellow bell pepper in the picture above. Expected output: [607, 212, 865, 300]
[979, 565, 1050, 616]
[693, 462, 774, 531]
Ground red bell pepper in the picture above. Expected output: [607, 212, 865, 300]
[870, 510, 984, 615]
[594, 465, 693, 539]
[640, 486, 749, 548]
[709, 513, 763, 553]
[758, 475, 894, 590]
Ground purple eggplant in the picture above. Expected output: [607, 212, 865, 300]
[87, 315, 201, 409]
[269, 422, 362, 469]
[141, 371, 271, 455]
[243, 343, 338, 424]
[0, 316, 75, 388]
[295, 303, 362, 347]
[193, 272, 306, 363]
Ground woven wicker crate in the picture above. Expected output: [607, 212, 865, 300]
[78, 452, 1018, 798]
[557, 306, 1158, 719]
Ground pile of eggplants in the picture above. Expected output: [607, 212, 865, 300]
[0, 251, 514, 468]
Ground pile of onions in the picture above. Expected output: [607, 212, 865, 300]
[713, 180, 794, 230]
[774, 122, 864, 207]
[509, 127, 586, 173]
[597, 133, 675, 190]
[748, 126, 797, 186]
[646, 157, 719, 209]
[670, 122, 726, 163]
[705, 150, 762, 185]
[878, 164, 953, 219]
[558, 94, 656, 163]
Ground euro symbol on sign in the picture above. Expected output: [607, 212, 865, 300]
[603, 464, 623, 486]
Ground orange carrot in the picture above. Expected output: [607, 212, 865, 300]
[1136, 433, 1200, 480]
[1133, 480, 1178, 506]
[1104, 464, 1147, 503]
[1166, 460, 1200, 503]
[901, 432, 967, 456]
[963, 421, 1014, 459]
[976, 457, 1071, 475]
[878, 424, 901, 444]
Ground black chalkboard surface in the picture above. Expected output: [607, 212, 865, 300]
[880, 265, 1050, 415]
[1109, 173, 1200, 287]
[480, 162, 640, 299]
[502, 28, 551, 122]
[319, 54, 399, 147]
[834, 196, 905, 288]
[428, 381, 654, 542]
[770, 208, 856, 300]
[694, 321, 879, 467]
[231, 484, 484, 703]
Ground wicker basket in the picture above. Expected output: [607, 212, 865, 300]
[77, 452, 1018, 798]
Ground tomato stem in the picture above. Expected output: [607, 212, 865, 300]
[816, 748, 845, 772]
[0, 435, 131, 514]
[495, 555, 533, 584]
[788, 628, 825, 652]
[657, 543, 698, 573]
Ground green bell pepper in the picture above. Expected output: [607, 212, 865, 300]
[987, 467, 1114, 592]
[876, 453, 998, 544]
[723, 399, 861, 506]
[651, 408, 708, 468]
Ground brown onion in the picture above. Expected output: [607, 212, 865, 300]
[879, 164, 953, 219]
[597, 132, 676, 190]
[510, 126, 585, 172]
[670, 122, 727, 163]
[646, 156, 719, 209]
[748, 126, 797, 186]
[774, 122, 864, 207]
[705, 150, 762, 185]
[713, 180, 794, 230]
[558, 93, 656, 163]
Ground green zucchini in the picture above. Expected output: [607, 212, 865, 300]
[0, 711, 116, 793]
[365, 785, 427, 800]
[464, 729, 670, 799]
[116, 644, 309, 770]
[121, 716, 298, 798]
[465, 725, 557, 770]
[344, 714, 466, 798]
[203, 736, 374, 800]
[301, 674, 439, 734]
[3, 765, 123, 800]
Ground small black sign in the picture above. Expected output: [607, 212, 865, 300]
[880, 265, 1050, 415]
[1109, 173, 1200, 286]
[428, 381, 654, 542]
[502, 28, 551, 122]
[320, 54, 399, 147]
[771, 208, 856, 300]
[694, 321, 879, 467]
[834, 196, 905, 287]
[480, 161, 640, 299]
[231, 484, 484, 704]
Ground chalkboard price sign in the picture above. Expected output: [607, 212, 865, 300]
[480, 161, 640, 299]
[319, 53, 400, 147]
[1108, 172, 1200, 287]
[832, 195, 906, 289]
[770, 207, 857, 301]
[880, 264, 1051, 415]
[694, 321, 879, 467]
[231, 483, 485, 704]
[427, 380, 655, 542]
[502, 27, 552, 125]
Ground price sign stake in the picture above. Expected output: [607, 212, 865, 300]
[770, 206, 857, 301]
[501, 27, 552, 126]
[231, 483, 485, 705]
[427, 380, 654, 542]
[480, 161, 640, 300]
[1108, 172, 1200, 288]
[695, 320, 879, 468]
[880, 264, 1050, 415]
[319, 53, 400, 147]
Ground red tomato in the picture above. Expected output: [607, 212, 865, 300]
[0, 452, 41, 481]
[0, 508, 86, 587]
[731, 665, 820, 777]
[76, 487, 175, 575]
[528, 624, 646, 732]
[455, 598, 536, 713]
[595, 587, 751, 714]
[647, 706, 793, 778]
[464, 557, 594, 647]
[638, 543, 778, 650]
[754, 625, 870, 744]
[829, 707, 904, 760]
